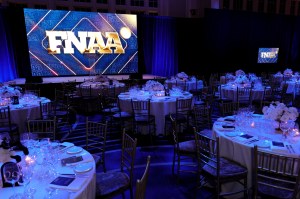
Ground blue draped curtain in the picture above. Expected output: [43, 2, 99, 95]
[140, 16, 178, 78]
[0, 8, 17, 82]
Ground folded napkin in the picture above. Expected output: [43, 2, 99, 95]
[214, 123, 235, 131]
[271, 141, 288, 153]
[49, 176, 87, 191]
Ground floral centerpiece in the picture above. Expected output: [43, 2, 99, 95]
[283, 68, 293, 76]
[235, 69, 245, 76]
[262, 101, 299, 122]
[0, 85, 22, 98]
[234, 75, 250, 85]
[143, 80, 164, 92]
[225, 73, 235, 82]
[95, 74, 110, 82]
[176, 72, 189, 81]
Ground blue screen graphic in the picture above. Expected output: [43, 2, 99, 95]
[257, 48, 279, 63]
[23, 8, 138, 76]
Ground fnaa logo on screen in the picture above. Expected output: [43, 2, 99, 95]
[257, 48, 279, 63]
[46, 31, 126, 54]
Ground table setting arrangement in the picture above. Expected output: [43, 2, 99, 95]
[0, 135, 95, 199]
[119, 80, 192, 102]
[214, 103, 300, 156]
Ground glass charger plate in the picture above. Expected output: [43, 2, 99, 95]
[74, 162, 93, 173]
[67, 146, 83, 154]
[256, 140, 271, 148]
[224, 131, 239, 137]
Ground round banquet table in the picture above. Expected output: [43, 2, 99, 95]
[0, 142, 96, 199]
[118, 91, 194, 136]
[76, 81, 126, 96]
[4, 96, 51, 134]
[212, 114, 300, 198]
[220, 85, 267, 101]
[164, 79, 203, 91]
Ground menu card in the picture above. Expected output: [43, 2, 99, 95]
[49, 176, 88, 191]
[50, 176, 75, 187]
[61, 156, 83, 166]
[271, 141, 288, 153]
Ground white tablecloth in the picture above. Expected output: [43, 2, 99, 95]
[164, 79, 203, 91]
[8, 97, 51, 133]
[220, 85, 266, 101]
[76, 81, 126, 96]
[213, 114, 300, 198]
[118, 92, 193, 136]
[0, 142, 96, 199]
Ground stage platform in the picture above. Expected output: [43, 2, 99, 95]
[9, 74, 164, 85]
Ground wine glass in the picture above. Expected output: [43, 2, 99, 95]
[3, 164, 22, 199]
[280, 121, 294, 139]
[19, 164, 36, 198]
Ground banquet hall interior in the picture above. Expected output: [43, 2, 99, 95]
[1, 0, 300, 199]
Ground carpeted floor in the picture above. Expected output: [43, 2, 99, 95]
[60, 103, 223, 199]
[99, 145, 214, 199]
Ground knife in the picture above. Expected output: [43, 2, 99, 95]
[289, 145, 295, 153]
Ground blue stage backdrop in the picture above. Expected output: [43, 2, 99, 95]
[23, 8, 138, 77]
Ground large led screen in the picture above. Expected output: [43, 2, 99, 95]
[23, 8, 138, 76]
[257, 48, 279, 63]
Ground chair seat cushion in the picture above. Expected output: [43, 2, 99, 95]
[179, 140, 196, 153]
[113, 111, 132, 118]
[258, 180, 294, 199]
[0, 124, 19, 132]
[102, 107, 119, 113]
[203, 157, 247, 179]
[96, 171, 130, 197]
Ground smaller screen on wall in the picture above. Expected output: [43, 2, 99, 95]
[257, 48, 279, 63]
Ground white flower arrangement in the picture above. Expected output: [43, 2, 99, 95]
[225, 73, 235, 81]
[235, 69, 245, 76]
[176, 72, 189, 81]
[0, 85, 22, 98]
[234, 75, 250, 84]
[262, 101, 299, 122]
[143, 80, 164, 91]
[283, 68, 293, 76]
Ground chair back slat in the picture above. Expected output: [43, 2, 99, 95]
[27, 117, 56, 140]
[254, 145, 300, 198]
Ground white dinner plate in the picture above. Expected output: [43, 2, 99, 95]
[224, 131, 239, 137]
[256, 140, 271, 148]
[67, 146, 83, 154]
[74, 162, 93, 173]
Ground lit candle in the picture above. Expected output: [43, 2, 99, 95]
[25, 155, 35, 165]
[292, 128, 300, 137]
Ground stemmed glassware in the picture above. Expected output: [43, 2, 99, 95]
[3, 164, 22, 199]
[280, 120, 295, 140]
[19, 162, 36, 198]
